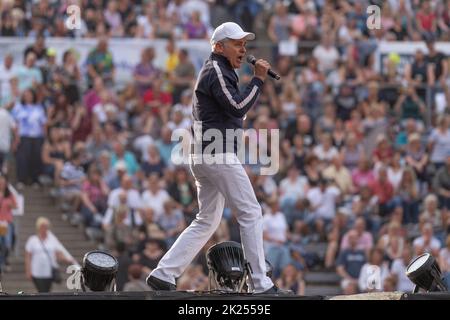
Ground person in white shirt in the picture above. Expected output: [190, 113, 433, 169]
[413, 222, 441, 257]
[25, 217, 75, 293]
[391, 245, 415, 292]
[262, 197, 291, 278]
[0, 107, 17, 173]
[102, 175, 143, 229]
[306, 177, 341, 239]
[312, 133, 339, 165]
[279, 166, 308, 224]
[0, 54, 16, 106]
[312, 34, 340, 74]
[358, 248, 390, 293]
[141, 174, 171, 221]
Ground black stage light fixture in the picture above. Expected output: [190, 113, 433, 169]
[405, 253, 448, 293]
[206, 241, 254, 293]
[81, 250, 119, 292]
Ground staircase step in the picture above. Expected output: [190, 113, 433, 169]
[304, 272, 340, 285]
[304, 285, 341, 296]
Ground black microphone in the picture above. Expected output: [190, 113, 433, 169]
[246, 55, 281, 80]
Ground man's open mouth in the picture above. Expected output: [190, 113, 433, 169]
[237, 56, 243, 63]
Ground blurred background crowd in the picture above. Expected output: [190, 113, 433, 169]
[0, 0, 450, 295]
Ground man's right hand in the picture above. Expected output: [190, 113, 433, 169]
[254, 59, 271, 81]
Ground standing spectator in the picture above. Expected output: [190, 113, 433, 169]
[369, 166, 398, 218]
[41, 126, 71, 184]
[279, 166, 308, 224]
[86, 37, 115, 88]
[377, 222, 405, 263]
[169, 49, 196, 104]
[425, 35, 449, 107]
[398, 168, 420, 224]
[336, 230, 367, 295]
[24, 217, 74, 292]
[267, 2, 291, 43]
[405, 49, 428, 101]
[405, 133, 428, 189]
[103, 0, 123, 37]
[12, 89, 47, 188]
[0, 106, 17, 174]
[420, 194, 442, 230]
[60, 49, 81, 105]
[15, 52, 43, 92]
[0, 175, 16, 272]
[340, 218, 374, 258]
[0, 54, 16, 106]
[133, 47, 161, 98]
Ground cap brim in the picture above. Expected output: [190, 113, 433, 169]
[229, 32, 255, 41]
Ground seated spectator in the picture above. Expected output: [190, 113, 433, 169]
[177, 264, 209, 291]
[134, 238, 165, 275]
[157, 199, 186, 248]
[312, 133, 339, 166]
[413, 222, 441, 257]
[439, 235, 450, 289]
[398, 167, 420, 224]
[405, 133, 428, 189]
[387, 151, 404, 191]
[141, 145, 166, 178]
[123, 264, 150, 291]
[369, 166, 399, 218]
[105, 202, 140, 251]
[352, 157, 376, 193]
[358, 248, 390, 293]
[390, 244, 415, 293]
[340, 132, 365, 172]
[279, 166, 309, 224]
[275, 264, 305, 295]
[169, 49, 196, 104]
[394, 84, 426, 126]
[433, 154, 450, 211]
[420, 194, 443, 231]
[168, 166, 197, 223]
[141, 174, 171, 221]
[377, 222, 405, 264]
[80, 165, 109, 230]
[183, 11, 208, 39]
[428, 115, 450, 171]
[263, 196, 291, 278]
[340, 218, 373, 258]
[102, 174, 143, 231]
[59, 151, 86, 213]
[85, 37, 115, 88]
[306, 177, 341, 240]
[323, 154, 354, 196]
[336, 230, 367, 295]
[41, 126, 71, 185]
[111, 141, 139, 176]
[138, 208, 166, 244]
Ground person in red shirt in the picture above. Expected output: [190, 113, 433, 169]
[416, 0, 437, 34]
[369, 166, 401, 218]
[0, 175, 17, 271]
[142, 78, 173, 123]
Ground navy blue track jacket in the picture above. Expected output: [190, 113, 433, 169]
[191, 52, 264, 154]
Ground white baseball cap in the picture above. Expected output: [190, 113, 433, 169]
[210, 22, 255, 45]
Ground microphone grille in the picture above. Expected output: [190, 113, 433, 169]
[246, 55, 256, 64]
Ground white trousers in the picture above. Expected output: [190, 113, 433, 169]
[150, 153, 274, 292]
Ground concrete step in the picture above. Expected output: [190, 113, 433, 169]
[304, 285, 341, 296]
[304, 272, 340, 285]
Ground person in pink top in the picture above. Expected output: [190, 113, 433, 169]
[0, 175, 17, 271]
[351, 157, 376, 192]
[369, 166, 401, 217]
[340, 217, 373, 258]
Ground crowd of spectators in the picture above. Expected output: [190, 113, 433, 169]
[0, 0, 450, 295]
